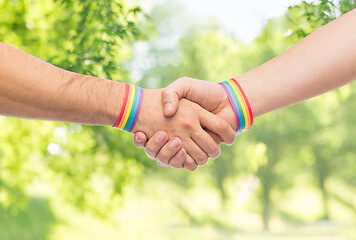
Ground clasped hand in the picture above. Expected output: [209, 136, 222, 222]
[131, 77, 238, 172]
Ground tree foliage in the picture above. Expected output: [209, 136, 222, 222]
[0, 0, 151, 216]
[0, 0, 356, 234]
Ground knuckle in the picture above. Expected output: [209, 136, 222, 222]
[207, 142, 219, 154]
[170, 158, 184, 169]
[156, 160, 167, 167]
[208, 144, 220, 159]
[181, 119, 194, 130]
[198, 159, 208, 166]
[195, 152, 208, 165]
[145, 151, 155, 160]
[162, 87, 172, 96]
[227, 133, 236, 145]
[183, 104, 195, 113]
[184, 160, 198, 172]
[161, 88, 168, 96]
[185, 167, 197, 172]
[190, 105, 200, 115]
[217, 120, 229, 132]
[215, 147, 222, 159]
[145, 144, 154, 154]
[215, 137, 223, 145]
[181, 100, 199, 114]
[156, 154, 170, 166]
[157, 147, 171, 159]
[144, 145, 156, 159]
[192, 129, 203, 139]
[177, 77, 188, 83]
[185, 157, 194, 165]
[157, 149, 179, 165]
[231, 137, 236, 145]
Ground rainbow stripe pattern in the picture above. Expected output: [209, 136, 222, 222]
[219, 78, 253, 135]
[113, 83, 143, 132]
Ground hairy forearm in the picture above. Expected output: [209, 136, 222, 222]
[239, 9, 356, 118]
[0, 42, 123, 126]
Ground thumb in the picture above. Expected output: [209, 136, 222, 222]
[162, 77, 192, 117]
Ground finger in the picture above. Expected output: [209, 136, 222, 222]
[205, 130, 223, 145]
[191, 129, 221, 160]
[183, 154, 198, 172]
[169, 148, 187, 169]
[144, 131, 169, 159]
[161, 77, 192, 117]
[156, 137, 183, 166]
[183, 139, 208, 166]
[199, 111, 236, 146]
[132, 132, 148, 148]
[156, 160, 167, 167]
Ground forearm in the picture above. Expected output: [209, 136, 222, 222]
[0, 42, 123, 126]
[239, 9, 356, 118]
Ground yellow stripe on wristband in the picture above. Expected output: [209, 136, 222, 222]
[219, 78, 254, 134]
[229, 81, 250, 127]
[113, 83, 143, 133]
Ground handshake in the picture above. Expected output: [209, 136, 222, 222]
[125, 77, 254, 172]
[2, 10, 355, 173]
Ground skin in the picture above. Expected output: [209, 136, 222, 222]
[132, 91, 236, 170]
[0, 42, 236, 172]
[133, 79, 237, 168]
[0, 42, 120, 126]
[133, 9, 356, 169]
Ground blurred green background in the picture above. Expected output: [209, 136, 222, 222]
[1, 0, 356, 239]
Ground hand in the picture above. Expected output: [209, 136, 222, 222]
[132, 88, 236, 171]
[133, 77, 238, 168]
[162, 77, 237, 130]
[133, 131, 187, 169]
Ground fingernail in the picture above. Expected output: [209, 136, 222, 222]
[135, 135, 142, 143]
[164, 103, 172, 112]
[170, 138, 180, 148]
[156, 133, 167, 143]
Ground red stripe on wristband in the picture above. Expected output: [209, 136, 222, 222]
[219, 78, 254, 134]
[231, 78, 254, 127]
[113, 83, 130, 128]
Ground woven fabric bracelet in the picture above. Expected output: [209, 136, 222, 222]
[113, 83, 143, 132]
[219, 78, 253, 135]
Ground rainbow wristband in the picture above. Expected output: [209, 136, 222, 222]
[219, 78, 253, 135]
[113, 83, 143, 132]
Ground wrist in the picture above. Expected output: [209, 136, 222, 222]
[112, 83, 144, 132]
[131, 89, 162, 137]
[219, 78, 254, 134]
[236, 73, 265, 118]
[67, 73, 125, 126]
[215, 84, 239, 131]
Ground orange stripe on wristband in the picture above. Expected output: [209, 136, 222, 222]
[113, 83, 143, 132]
[219, 78, 253, 134]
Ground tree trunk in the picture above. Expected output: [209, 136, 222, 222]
[262, 185, 270, 231]
[315, 153, 330, 220]
[319, 176, 330, 220]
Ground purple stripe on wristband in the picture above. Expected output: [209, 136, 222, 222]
[219, 82, 241, 132]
